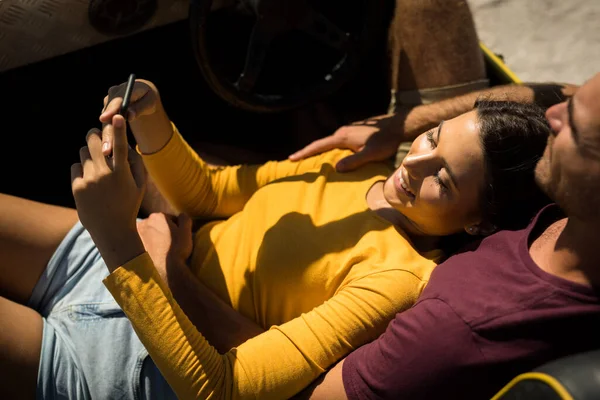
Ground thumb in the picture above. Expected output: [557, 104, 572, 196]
[336, 149, 377, 172]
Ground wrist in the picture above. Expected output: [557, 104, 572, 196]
[394, 105, 428, 141]
[130, 104, 174, 155]
[94, 230, 146, 273]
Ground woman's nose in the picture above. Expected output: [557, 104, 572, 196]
[402, 152, 436, 180]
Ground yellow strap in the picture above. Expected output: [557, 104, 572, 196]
[479, 42, 522, 84]
[491, 372, 574, 400]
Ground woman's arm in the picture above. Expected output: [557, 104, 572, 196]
[164, 255, 265, 352]
[140, 124, 353, 219]
[100, 79, 351, 220]
[104, 257, 425, 400]
[135, 211, 265, 352]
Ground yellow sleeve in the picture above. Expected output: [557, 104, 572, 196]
[141, 124, 352, 219]
[104, 254, 425, 400]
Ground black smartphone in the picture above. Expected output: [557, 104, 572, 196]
[119, 73, 136, 118]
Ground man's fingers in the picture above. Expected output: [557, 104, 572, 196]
[289, 136, 343, 161]
[335, 149, 376, 172]
[112, 114, 129, 168]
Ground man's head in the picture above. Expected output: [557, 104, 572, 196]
[535, 72, 600, 222]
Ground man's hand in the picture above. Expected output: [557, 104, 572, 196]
[288, 82, 581, 174]
[136, 212, 193, 284]
[288, 113, 403, 172]
[71, 114, 146, 271]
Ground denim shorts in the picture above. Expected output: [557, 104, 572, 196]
[27, 221, 178, 400]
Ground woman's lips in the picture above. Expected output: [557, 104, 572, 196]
[395, 167, 415, 199]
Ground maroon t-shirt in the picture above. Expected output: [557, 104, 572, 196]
[342, 205, 600, 399]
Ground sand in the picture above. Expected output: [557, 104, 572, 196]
[468, 0, 600, 85]
[1, 0, 597, 84]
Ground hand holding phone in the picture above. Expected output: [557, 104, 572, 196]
[119, 73, 136, 118]
[99, 73, 135, 157]
[100, 77, 161, 124]
[99, 77, 164, 156]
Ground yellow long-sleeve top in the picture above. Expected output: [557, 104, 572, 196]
[103, 124, 442, 400]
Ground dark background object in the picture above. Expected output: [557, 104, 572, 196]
[190, 0, 387, 112]
[1, 14, 392, 209]
[89, 0, 158, 36]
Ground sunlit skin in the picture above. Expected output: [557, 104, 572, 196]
[369, 110, 486, 237]
[535, 72, 600, 220]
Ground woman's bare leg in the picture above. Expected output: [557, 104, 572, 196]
[0, 193, 78, 304]
[0, 296, 43, 400]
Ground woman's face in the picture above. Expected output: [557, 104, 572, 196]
[383, 110, 486, 236]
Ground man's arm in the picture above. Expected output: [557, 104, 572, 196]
[290, 82, 579, 172]
[293, 298, 486, 400]
[396, 82, 580, 142]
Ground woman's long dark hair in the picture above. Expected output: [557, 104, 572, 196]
[441, 99, 552, 256]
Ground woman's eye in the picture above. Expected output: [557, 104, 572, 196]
[433, 173, 448, 194]
[426, 130, 436, 148]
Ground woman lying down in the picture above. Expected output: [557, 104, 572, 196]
[1, 79, 551, 399]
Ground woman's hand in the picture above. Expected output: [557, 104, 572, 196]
[99, 78, 174, 156]
[71, 114, 147, 272]
[136, 212, 194, 284]
[100, 78, 161, 124]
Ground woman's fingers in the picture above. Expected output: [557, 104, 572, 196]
[85, 128, 105, 165]
[79, 146, 94, 177]
[112, 115, 129, 169]
[99, 81, 152, 123]
[128, 147, 147, 191]
[99, 97, 124, 123]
